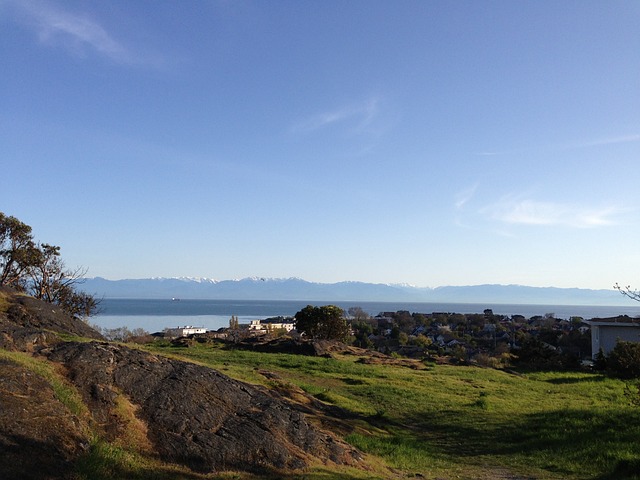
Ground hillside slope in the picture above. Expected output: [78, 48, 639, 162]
[0, 288, 361, 478]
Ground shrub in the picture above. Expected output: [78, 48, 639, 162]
[593, 347, 607, 371]
[607, 341, 640, 378]
[473, 353, 502, 369]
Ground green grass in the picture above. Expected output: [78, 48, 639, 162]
[0, 348, 88, 418]
[5, 337, 639, 479]
[74, 438, 219, 480]
[9, 337, 636, 479]
[146, 342, 640, 479]
[74, 436, 380, 480]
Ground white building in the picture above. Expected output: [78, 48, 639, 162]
[248, 319, 295, 333]
[586, 316, 640, 358]
[165, 325, 207, 338]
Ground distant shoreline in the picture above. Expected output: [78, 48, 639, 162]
[90, 298, 640, 333]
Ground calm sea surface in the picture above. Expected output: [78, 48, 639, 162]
[91, 298, 640, 333]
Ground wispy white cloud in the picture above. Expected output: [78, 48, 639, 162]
[475, 151, 503, 156]
[475, 132, 639, 157]
[568, 133, 640, 149]
[6, 0, 150, 66]
[291, 96, 381, 134]
[482, 195, 622, 228]
[454, 184, 479, 209]
[474, 149, 519, 157]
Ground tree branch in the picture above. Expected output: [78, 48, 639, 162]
[614, 283, 640, 302]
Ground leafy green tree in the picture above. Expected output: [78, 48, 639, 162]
[0, 212, 98, 318]
[557, 329, 590, 359]
[514, 336, 564, 370]
[390, 325, 401, 339]
[0, 213, 40, 288]
[413, 313, 430, 328]
[538, 326, 560, 347]
[28, 243, 62, 301]
[294, 305, 350, 342]
[392, 310, 415, 334]
[352, 320, 374, 348]
[412, 334, 431, 348]
[451, 344, 468, 362]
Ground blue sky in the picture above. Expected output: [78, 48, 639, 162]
[1, 0, 639, 290]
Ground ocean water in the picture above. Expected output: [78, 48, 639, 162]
[91, 298, 640, 333]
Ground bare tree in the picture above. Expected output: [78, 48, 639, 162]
[348, 306, 371, 323]
[615, 283, 640, 302]
[26, 243, 98, 318]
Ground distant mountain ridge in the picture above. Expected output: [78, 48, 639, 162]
[80, 277, 629, 306]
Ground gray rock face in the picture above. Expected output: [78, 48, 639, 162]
[0, 287, 103, 353]
[48, 341, 356, 474]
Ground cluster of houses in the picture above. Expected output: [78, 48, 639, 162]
[364, 310, 640, 360]
[162, 310, 640, 360]
[163, 318, 295, 340]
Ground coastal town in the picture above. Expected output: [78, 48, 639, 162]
[153, 307, 640, 371]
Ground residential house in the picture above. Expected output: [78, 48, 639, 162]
[248, 319, 295, 333]
[164, 325, 207, 338]
[586, 316, 640, 358]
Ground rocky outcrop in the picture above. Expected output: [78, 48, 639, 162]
[47, 341, 357, 473]
[0, 287, 103, 352]
[0, 289, 361, 476]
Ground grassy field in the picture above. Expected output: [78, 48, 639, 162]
[141, 341, 640, 480]
[14, 335, 636, 479]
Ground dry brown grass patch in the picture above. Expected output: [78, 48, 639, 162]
[111, 390, 154, 453]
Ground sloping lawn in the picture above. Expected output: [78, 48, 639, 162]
[147, 342, 640, 479]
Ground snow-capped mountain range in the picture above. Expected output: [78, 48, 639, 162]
[79, 276, 631, 306]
